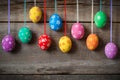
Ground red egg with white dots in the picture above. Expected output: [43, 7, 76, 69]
[38, 34, 51, 50]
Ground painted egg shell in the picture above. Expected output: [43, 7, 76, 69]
[59, 36, 72, 53]
[29, 6, 42, 23]
[94, 11, 107, 28]
[71, 23, 85, 39]
[49, 13, 62, 31]
[86, 34, 99, 50]
[2, 35, 15, 52]
[105, 42, 118, 59]
[38, 34, 51, 50]
[18, 27, 32, 43]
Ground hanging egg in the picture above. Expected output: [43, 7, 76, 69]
[49, 13, 62, 31]
[59, 36, 72, 53]
[2, 35, 15, 52]
[94, 11, 107, 28]
[71, 23, 85, 39]
[38, 34, 51, 50]
[18, 27, 32, 43]
[29, 6, 42, 23]
[86, 34, 99, 50]
[105, 42, 118, 59]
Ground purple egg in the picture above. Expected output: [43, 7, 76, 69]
[2, 35, 15, 52]
[105, 42, 118, 59]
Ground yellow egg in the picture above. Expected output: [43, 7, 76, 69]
[86, 34, 99, 50]
[29, 6, 42, 23]
[59, 36, 72, 53]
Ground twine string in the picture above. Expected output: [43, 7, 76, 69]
[24, 0, 27, 26]
[110, 0, 112, 42]
[91, 0, 94, 34]
[55, 0, 57, 13]
[64, 0, 67, 36]
[76, 0, 79, 23]
[100, 0, 102, 11]
[44, 0, 47, 34]
[8, 0, 10, 34]
[34, 0, 36, 6]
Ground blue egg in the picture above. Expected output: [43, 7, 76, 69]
[49, 13, 62, 31]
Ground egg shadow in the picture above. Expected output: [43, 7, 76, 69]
[37, 9, 44, 24]
[47, 36, 57, 53]
[113, 23, 120, 60]
[11, 39, 22, 54]
[115, 47, 120, 60]
[68, 38, 78, 54]
[28, 31, 37, 45]
[79, 25, 89, 41]
[102, 16, 110, 31]
[94, 36, 104, 52]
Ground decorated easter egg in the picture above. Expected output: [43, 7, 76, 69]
[29, 6, 42, 23]
[18, 27, 32, 43]
[2, 35, 15, 52]
[71, 23, 85, 39]
[38, 34, 51, 50]
[105, 42, 118, 59]
[49, 13, 62, 31]
[59, 36, 72, 53]
[94, 11, 107, 28]
[86, 34, 99, 50]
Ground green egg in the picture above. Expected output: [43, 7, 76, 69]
[18, 27, 32, 43]
[94, 11, 107, 28]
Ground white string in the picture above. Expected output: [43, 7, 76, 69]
[77, 0, 79, 23]
[91, 0, 94, 34]
[55, 0, 57, 13]
[34, 0, 36, 6]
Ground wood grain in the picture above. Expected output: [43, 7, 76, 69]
[0, 23, 120, 74]
[0, 0, 120, 6]
[0, 0, 120, 78]
[0, 2, 120, 22]
[0, 75, 120, 80]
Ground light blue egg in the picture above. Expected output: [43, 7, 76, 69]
[49, 13, 62, 31]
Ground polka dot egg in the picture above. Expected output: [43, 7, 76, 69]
[2, 35, 15, 52]
[38, 34, 51, 50]
[105, 42, 118, 59]
[49, 13, 62, 31]
[59, 36, 72, 53]
[86, 34, 99, 50]
[29, 6, 42, 23]
[94, 11, 107, 28]
[18, 27, 32, 43]
[71, 23, 85, 39]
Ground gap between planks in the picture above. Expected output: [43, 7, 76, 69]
[0, 21, 120, 23]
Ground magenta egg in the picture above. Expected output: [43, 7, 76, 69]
[71, 23, 85, 39]
[105, 42, 118, 59]
[2, 35, 15, 52]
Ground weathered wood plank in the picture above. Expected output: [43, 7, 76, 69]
[0, 23, 120, 74]
[0, 0, 120, 6]
[0, 3, 120, 22]
[0, 75, 120, 80]
[0, 0, 120, 75]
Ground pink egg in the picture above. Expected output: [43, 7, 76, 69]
[105, 42, 118, 59]
[71, 23, 85, 39]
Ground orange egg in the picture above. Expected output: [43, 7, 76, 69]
[86, 34, 99, 50]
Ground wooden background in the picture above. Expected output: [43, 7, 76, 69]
[0, 0, 120, 80]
